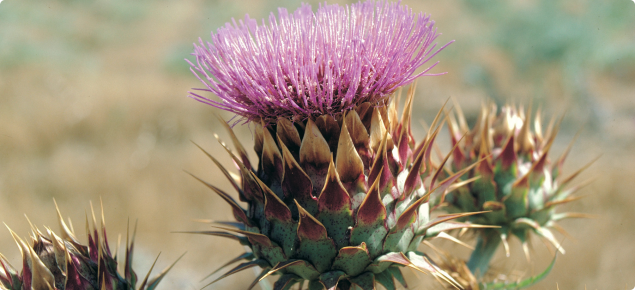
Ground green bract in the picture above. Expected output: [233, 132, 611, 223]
[193, 91, 481, 290]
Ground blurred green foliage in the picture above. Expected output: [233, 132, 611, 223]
[3, 0, 632, 75]
[465, 0, 635, 72]
[457, 0, 634, 128]
[0, 0, 148, 70]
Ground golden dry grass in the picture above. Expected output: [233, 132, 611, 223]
[0, 0, 634, 289]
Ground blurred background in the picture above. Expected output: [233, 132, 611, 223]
[0, 0, 633, 288]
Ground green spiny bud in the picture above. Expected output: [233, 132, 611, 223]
[443, 102, 594, 280]
[0, 201, 180, 290]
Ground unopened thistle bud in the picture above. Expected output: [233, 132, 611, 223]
[443, 102, 594, 282]
[0, 202, 180, 290]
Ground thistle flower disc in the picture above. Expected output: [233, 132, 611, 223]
[188, 0, 451, 124]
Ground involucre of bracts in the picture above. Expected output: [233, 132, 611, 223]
[442, 102, 595, 279]
[0, 201, 181, 290]
[189, 88, 485, 290]
[187, 0, 451, 124]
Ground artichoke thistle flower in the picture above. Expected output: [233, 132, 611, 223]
[443, 103, 594, 280]
[187, 1, 483, 289]
[0, 202, 180, 290]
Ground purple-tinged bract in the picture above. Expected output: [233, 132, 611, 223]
[188, 0, 451, 124]
[0, 203, 180, 290]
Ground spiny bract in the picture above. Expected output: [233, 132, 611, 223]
[443, 103, 593, 278]
[0, 202, 179, 290]
[192, 88, 484, 290]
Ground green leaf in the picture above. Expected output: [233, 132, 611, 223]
[481, 255, 556, 289]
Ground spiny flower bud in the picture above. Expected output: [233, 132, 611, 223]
[0, 201, 181, 290]
[444, 102, 595, 280]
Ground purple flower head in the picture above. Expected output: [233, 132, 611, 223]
[188, 0, 452, 124]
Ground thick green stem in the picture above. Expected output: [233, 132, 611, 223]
[467, 231, 501, 278]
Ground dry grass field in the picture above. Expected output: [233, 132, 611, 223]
[0, 0, 634, 289]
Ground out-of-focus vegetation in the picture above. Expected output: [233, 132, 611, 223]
[0, 0, 633, 289]
[455, 0, 635, 131]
